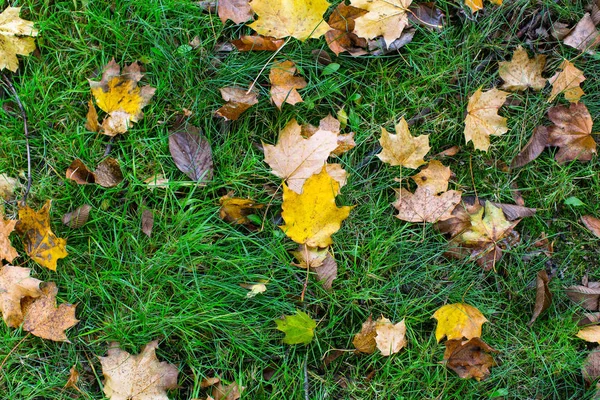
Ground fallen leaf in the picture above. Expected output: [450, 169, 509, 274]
[0, 265, 42, 328]
[377, 117, 430, 169]
[269, 60, 307, 109]
[280, 168, 352, 248]
[240, 282, 267, 298]
[169, 124, 213, 183]
[411, 160, 452, 194]
[459, 201, 516, 248]
[231, 35, 286, 51]
[578, 326, 600, 343]
[0, 173, 19, 200]
[563, 13, 600, 52]
[486, 201, 536, 221]
[0, 7, 38, 72]
[375, 317, 407, 356]
[201, 377, 221, 388]
[0, 216, 18, 263]
[248, 0, 330, 41]
[498, 46, 547, 91]
[95, 157, 124, 188]
[567, 280, 600, 311]
[353, 316, 377, 353]
[292, 245, 338, 289]
[89, 59, 156, 136]
[22, 282, 79, 342]
[546, 102, 596, 163]
[16, 200, 68, 271]
[311, 251, 337, 290]
[263, 119, 337, 193]
[408, 3, 444, 30]
[528, 270, 552, 326]
[62, 204, 92, 229]
[219, 194, 263, 225]
[324, 4, 368, 56]
[66, 159, 95, 185]
[548, 60, 585, 103]
[393, 187, 462, 223]
[145, 174, 169, 190]
[275, 310, 316, 345]
[64, 366, 80, 390]
[583, 350, 600, 386]
[464, 0, 483, 12]
[211, 381, 244, 400]
[218, 0, 253, 24]
[99, 341, 179, 400]
[464, 87, 509, 152]
[215, 87, 258, 121]
[582, 215, 600, 238]
[435, 145, 460, 157]
[432, 303, 488, 342]
[435, 197, 482, 238]
[350, 0, 412, 47]
[443, 338, 498, 381]
[141, 209, 153, 238]
[510, 126, 549, 169]
[301, 115, 356, 156]
[85, 99, 100, 132]
[367, 29, 415, 56]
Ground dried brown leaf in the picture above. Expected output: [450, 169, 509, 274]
[141, 209, 154, 238]
[548, 60, 585, 103]
[444, 338, 498, 381]
[510, 126, 549, 169]
[582, 215, 600, 238]
[353, 316, 377, 354]
[564, 13, 600, 52]
[377, 117, 430, 169]
[217, 0, 253, 24]
[528, 270, 552, 326]
[231, 35, 285, 51]
[219, 194, 263, 225]
[66, 159, 95, 185]
[215, 86, 258, 121]
[498, 46, 547, 91]
[0, 265, 42, 328]
[567, 281, 600, 311]
[0, 216, 18, 263]
[375, 317, 407, 356]
[393, 187, 462, 223]
[411, 160, 452, 194]
[169, 124, 213, 183]
[95, 157, 123, 188]
[325, 4, 368, 56]
[62, 204, 92, 229]
[547, 102, 596, 163]
[269, 60, 307, 109]
[464, 87, 509, 152]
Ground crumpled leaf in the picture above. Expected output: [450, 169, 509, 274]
[411, 160, 452, 194]
[464, 87, 509, 152]
[22, 282, 78, 342]
[65, 366, 80, 390]
[528, 270, 552, 326]
[353, 316, 377, 353]
[215, 86, 258, 121]
[498, 46, 547, 91]
[350, 0, 412, 47]
[218, 0, 253, 24]
[377, 117, 430, 169]
[263, 119, 337, 193]
[0, 216, 18, 263]
[546, 102, 596, 163]
[577, 326, 600, 344]
[393, 187, 462, 223]
[324, 4, 368, 56]
[280, 168, 352, 248]
[0, 7, 38, 72]
[248, 0, 330, 41]
[99, 340, 179, 400]
[269, 60, 307, 109]
[582, 215, 600, 239]
[62, 204, 92, 229]
[0, 265, 42, 328]
[219, 194, 263, 226]
[168, 124, 213, 183]
[548, 60, 585, 103]
[432, 303, 488, 342]
[88, 59, 156, 136]
[231, 35, 286, 51]
[563, 13, 600, 53]
[0, 173, 19, 200]
[443, 338, 498, 381]
[408, 3, 444, 30]
[567, 280, 600, 311]
[16, 200, 68, 271]
[66, 158, 123, 187]
[275, 310, 316, 345]
[375, 317, 407, 356]
[459, 202, 517, 248]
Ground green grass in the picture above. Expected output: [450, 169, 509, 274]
[1, 0, 599, 398]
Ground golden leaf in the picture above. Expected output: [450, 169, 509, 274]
[577, 326, 600, 344]
[377, 117, 430, 169]
[498, 46, 547, 91]
[269, 60, 307, 109]
[350, 0, 412, 47]
[219, 194, 263, 225]
[464, 87, 509, 152]
[0, 7, 38, 72]
[0, 216, 18, 263]
[411, 160, 453, 194]
[459, 202, 515, 247]
[0, 265, 42, 328]
[432, 303, 488, 342]
[353, 316, 377, 353]
[548, 60, 585, 103]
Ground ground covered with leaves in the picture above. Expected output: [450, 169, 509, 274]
[1, 0, 600, 399]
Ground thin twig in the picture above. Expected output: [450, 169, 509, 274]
[303, 352, 310, 400]
[2, 72, 32, 204]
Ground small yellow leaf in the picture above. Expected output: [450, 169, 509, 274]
[0, 7, 38, 72]
[411, 160, 453, 194]
[377, 118, 430, 169]
[577, 326, 600, 344]
[432, 303, 488, 342]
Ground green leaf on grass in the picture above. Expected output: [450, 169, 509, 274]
[565, 196, 585, 206]
[322, 63, 340, 75]
[275, 310, 316, 345]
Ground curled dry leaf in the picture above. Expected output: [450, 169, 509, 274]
[95, 158, 124, 187]
[578, 326, 600, 343]
[408, 3, 444, 30]
[0, 7, 39, 72]
[65, 366, 80, 390]
[269, 60, 307, 110]
[548, 60, 585, 103]
[168, 124, 213, 183]
[275, 310, 316, 345]
[393, 187, 462, 223]
[353, 316, 377, 353]
[375, 317, 407, 356]
[325, 4, 368, 56]
[62, 204, 92, 229]
[582, 215, 600, 239]
[0, 265, 42, 328]
[563, 13, 600, 52]
[215, 86, 258, 121]
[464, 87, 509, 152]
[231, 35, 286, 51]
[99, 341, 179, 400]
[510, 126, 549, 169]
[350, 0, 412, 47]
[240, 282, 267, 298]
[219, 194, 263, 225]
[566, 280, 600, 311]
[528, 270, 552, 326]
[141, 209, 154, 238]
[377, 117, 430, 169]
[547, 102, 596, 164]
[443, 338, 498, 381]
[367, 29, 415, 56]
[485, 201, 536, 221]
[0, 216, 19, 263]
[0, 173, 19, 200]
[498, 46, 547, 91]
[432, 303, 488, 342]
[85, 99, 100, 132]
[66, 159, 96, 184]
[411, 160, 452, 194]
[16, 200, 68, 271]
[217, 0, 253, 24]
[22, 282, 79, 342]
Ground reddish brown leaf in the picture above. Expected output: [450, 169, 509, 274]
[583, 350, 600, 386]
[510, 126, 549, 169]
[325, 4, 368, 56]
[582, 215, 600, 238]
[62, 204, 92, 229]
[169, 124, 213, 183]
[66, 159, 95, 184]
[528, 270, 552, 326]
[141, 209, 154, 238]
[353, 315, 377, 354]
[231, 35, 285, 51]
[95, 157, 123, 188]
[215, 87, 258, 121]
[563, 13, 600, 52]
[443, 338, 498, 381]
[567, 281, 600, 311]
[547, 102, 596, 163]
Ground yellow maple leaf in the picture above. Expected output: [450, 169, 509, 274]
[459, 202, 515, 247]
[280, 167, 352, 247]
[464, 87, 509, 152]
[0, 7, 38, 72]
[16, 200, 68, 271]
[432, 303, 488, 342]
[377, 117, 430, 169]
[411, 160, 453, 195]
[248, 0, 330, 41]
[464, 0, 502, 13]
[350, 0, 412, 47]
[269, 60, 307, 109]
[548, 60, 585, 103]
[498, 46, 547, 92]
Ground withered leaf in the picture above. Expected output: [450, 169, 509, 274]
[211, 381, 244, 400]
[393, 187, 462, 223]
[141, 209, 154, 238]
[377, 117, 430, 169]
[528, 270, 552, 326]
[215, 86, 258, 121]
[583, 350, 600, 386]
[577, 326, 600, 344]
[66, 159, 95, 184]
[353, 316, 377, 353]
[582, 215, 600, 239]
[411, 160, 452, 194]
[464, 87, 509, 152]
[375, 317, 407, 356]
[65, 366, 80, 390]
[0, 265, 42, 328]
[219, 194, 263, 225]
[0, 7, 38, 72]
[62, 204, 92, 229]
[408, 3, 444, 30]
[231, 35, 286, 51]
[350, 0, 412, 47]
[485, 201, 536, 221]
[566, 281, 600, 311]
[95, 157, 124, 188]
[85, 99, 100, 132]
[563, 13, 600, 52]
[0, 173, 19, 200]
[367, 29, 415, 56]
[498, 46, 547, 92]
[292, 245, 337, 289]
[510, 126, 549, 169]
[217, 0, 253, 24]
[443, 338, 498, 381]
[0, 216, 18, 263]
[547, 102, 596, 163]
[168, 124, 213, 183]
[301, 114, 356, 156]
[325, 4, 368, 56]
[269, 60, 307, 109]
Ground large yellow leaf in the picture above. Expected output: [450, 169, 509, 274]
[432, 303, 488, 342]
[464, 87, 509, 152]
[0, 7, 38, 72]
[248, 0, 330, 41]
[350, 0, 412, 47]
[16, 200, 68, 271]
[377, 117, 429, 169]
[280, 168, 352, 247]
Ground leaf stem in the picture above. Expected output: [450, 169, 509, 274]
[246, 36, 291, 94]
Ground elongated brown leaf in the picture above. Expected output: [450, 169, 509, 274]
[528, 270, 552, 326]
[582, 215, 600, 238]
[169, 124, 213, 183]
[66, 159, 95, 184]
[510, 126, 549, 169]
[567, 281, 600, 310]
[141, 209, 154, 237]
[231, 35, 285, 51]
[62, 204, 92, 229]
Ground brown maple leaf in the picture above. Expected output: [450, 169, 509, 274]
[215, 87, 258, 121]
[231, 35, 286, 51]
[217, 0, 253, 24]
[563, 13, 600, 53]
[0, 216, 19, 263]
[0, 265, 42, 328]
[498, 46, 547, 91]
[547, 102, 596, 163]
[325, 4, 368, 56]
[548, 60, 585, 103]
[464, 87, 509, 152]
[443, 338, 498, 381]
[269, 60, 307, 109]
[393, 187, 461, 223]
[377, 117, 430, 169]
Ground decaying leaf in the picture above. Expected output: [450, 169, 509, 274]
[578, 326, 600, 344]
[65, 366, 81, 390]
[464, 87, 509, 152]
[141, 209, 154, 238]
[99, 341, 179, 400]
[325, 4, 368, 56]
[377, 117, 430, 169]
[563, 13, 600, 52]
[292, 245, 337, 289]
[583, 350, 600, 386]
[275, 310, 316, 345]
[0, 216, 18, 263]
[408, 2, 444, 30]
[0, 173, 19, 200]
[211, 381, 244, 400]
[393, 187, 462, 223]
[510, 126, 549, 169]
[432, 303, 488, 342]
[240, 282, 267, 298]
[546, 102, 596, 163]
[66, 158, 123, 188]
[411, 160, 452, 194]
[218, 0, 253, 24]
[231, 35, 286, 51]
[16, 200, 68, 271]
[459, 202, 517, 249]
[219, 194, 263, 225]
[528, 270, 552, 326]
[269, 60, 307, 109]
[498, 46, 547, 91]
[567, 280, 600, 311]
[0, 7, 39, 72]
[66, 159, 96, 185]
[280, 168, 352, 248]
[375, 317, 407, 356]
[443, 338, 498, 381]
[350, 0, 412, 47]
[582, 215, 600, 239]
[85, 99, 100, 132]
[22, 282, 79, 342]
[548, 60, 585, 103]
[263, 119, 337, 193]
[62, 204, 92, 229]
[248, 0, 330, 41]
[169, 124, 213, 183]
[353, 316, 377, 353]
[0, 265, 42, 328]
[215, 87, 258, 121]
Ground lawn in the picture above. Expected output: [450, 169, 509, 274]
[1, 0, 599, 399]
